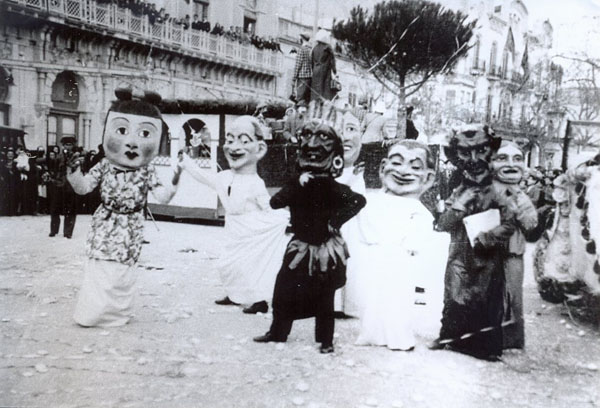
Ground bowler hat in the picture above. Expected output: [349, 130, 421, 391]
[300, 34, 310, 42]
[60, 136, 76, 145]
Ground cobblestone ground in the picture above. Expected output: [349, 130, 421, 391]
[1, 215, 599, 408]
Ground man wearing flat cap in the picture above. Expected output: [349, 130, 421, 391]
[292, 34, 312, 107]
[48, 136, 78, 238]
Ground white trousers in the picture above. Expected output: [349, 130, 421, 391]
[73, 258, 138, 327]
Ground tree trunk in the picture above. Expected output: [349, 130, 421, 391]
[395, 79, 407, 140]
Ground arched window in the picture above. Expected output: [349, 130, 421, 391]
[0, 66, 10, 126]
[48, 71, 80, 147]
[473, 36, 481, 68]
[489, 42, 498, 74]
[51, 71, 79, 110]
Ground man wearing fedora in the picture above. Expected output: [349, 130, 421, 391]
[292, 33, 312, 107]
[48, 136, 78, 238]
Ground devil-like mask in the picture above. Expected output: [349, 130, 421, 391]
[297, 120, 344, 177]
[491, 142, 526, 185]
[445, 125, 500, 186]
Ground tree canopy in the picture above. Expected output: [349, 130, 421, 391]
[332, 0, 476, 138]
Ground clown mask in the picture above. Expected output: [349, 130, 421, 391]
[446, 126, 498, 186]
[298, 120, 344, 177]
[223, 116, 267, 174]
[380, 142, 434, 199]
[491, 142, 526, 185]
[103, 111, 162, 170]
[339, 111, 361, 168]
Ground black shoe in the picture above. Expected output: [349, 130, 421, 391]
[319, 344, 334, 354]
[214, 296, 239, 306]
[64, 235, 72, 239]
[253, 332, 286, 343]
[49, 233, 56, 237]
[243, 301, 268, 314]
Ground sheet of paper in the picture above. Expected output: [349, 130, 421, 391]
[462, 209, 501, 247]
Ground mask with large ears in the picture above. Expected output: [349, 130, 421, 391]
[379, 140, 436, 199]
[103, 88, 164, 170]
[491, 141, 526, 185]
[223, 115, 268, 174]
[444, 124, 501, 186]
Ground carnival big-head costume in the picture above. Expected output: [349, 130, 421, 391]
[103, 88, 163, 170]
[298, 101, 344, 177]
[444, 124, 501, 186]
[339, 109, 365, 168]
[491, 141, 526, 185]
[380, 140, 436, 199]
[223, 115, 267, 174]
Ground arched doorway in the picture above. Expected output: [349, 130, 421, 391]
[0, 66, 11, 126]
[47, 71, 80, 148]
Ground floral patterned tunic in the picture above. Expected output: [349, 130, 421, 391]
[68, 159, 175, 265]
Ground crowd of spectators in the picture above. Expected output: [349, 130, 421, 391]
[0, 145, 102, 217]
[96, 0, 282, 52]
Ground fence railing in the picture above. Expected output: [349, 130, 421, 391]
[5, 0, 281, 72]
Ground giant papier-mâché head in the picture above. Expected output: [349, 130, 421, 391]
[444, 124, 501, 186]
[102, 88, 163, 170]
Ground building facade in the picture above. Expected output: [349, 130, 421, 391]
[0, 0, 282, 151]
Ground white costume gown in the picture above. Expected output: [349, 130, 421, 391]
[354, 191, 450, 350]
[213, 170, 289, 304]
[334, 166, 366, 316]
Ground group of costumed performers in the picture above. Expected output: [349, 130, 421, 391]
[428, 125, 538, 361]
[533, 152, 600, 317]
[67, 88, 183, 327]
[179, 116, 290, 314]
[64, 86, 554, 359]
[253, 102, 366, 353]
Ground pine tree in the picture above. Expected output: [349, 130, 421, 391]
[332, 0, 476, 139]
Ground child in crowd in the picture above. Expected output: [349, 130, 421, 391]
[67, 88, 182, 327]
[180, 115, 289, 314]
[354, 140, 450, 350]
[254, 102, 366, 353]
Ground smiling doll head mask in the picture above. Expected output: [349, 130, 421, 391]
[444, 124, 501, 186]
[380, 140, 436, 199]
[223, 115, 267, 174]
[103, 88, 163, 170]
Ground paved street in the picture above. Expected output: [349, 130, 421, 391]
[1, 215, 599, 408]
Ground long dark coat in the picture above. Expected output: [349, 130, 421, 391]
[310, 42, 337, 101]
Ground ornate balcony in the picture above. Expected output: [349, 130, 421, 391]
[2, 0, 281, 74]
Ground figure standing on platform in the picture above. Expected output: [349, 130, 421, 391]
[292, 33, 312, 107]
[311, 30, 337, 102]
[180, 115, 289, 314]
[254, 103, 366, 353]
[67, 88, 182, 327]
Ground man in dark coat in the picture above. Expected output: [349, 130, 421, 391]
[48, 136, 78, 238]
[310, 30, 337, 102]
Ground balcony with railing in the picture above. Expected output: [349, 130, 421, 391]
[470, 60, 486, 75]
[487, 65, 503, 79]
[3, 0, 281, 73]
